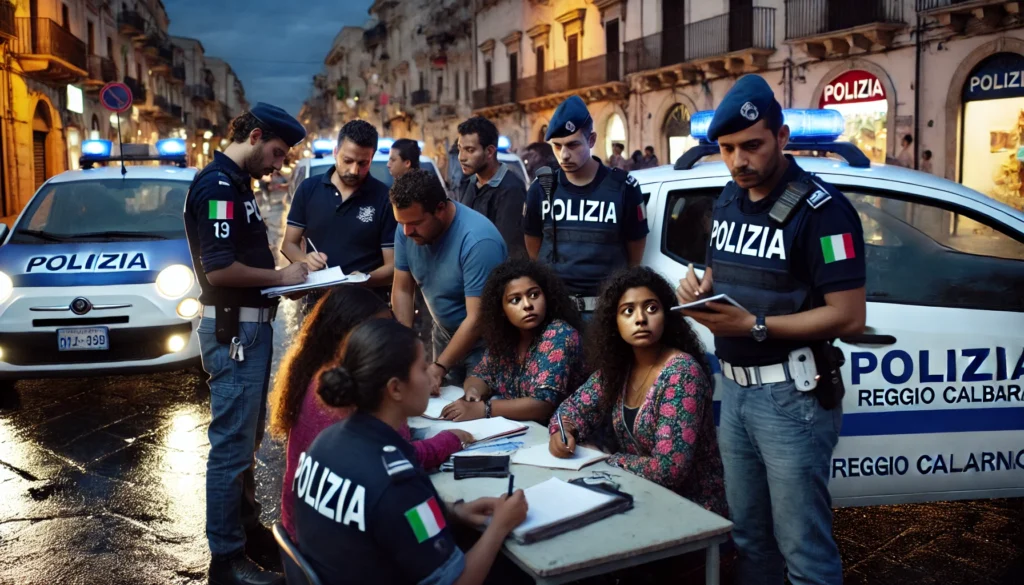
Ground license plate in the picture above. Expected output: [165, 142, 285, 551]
[57, 327, 110, 351]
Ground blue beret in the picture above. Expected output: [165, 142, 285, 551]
[250, 102, 306, 147]
[545, 95, 592, 141]
[707, 75, 782, 142]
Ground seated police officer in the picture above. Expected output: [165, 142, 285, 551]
[523, 95, 648, 319]
[676, 75, 866, 585]
[184, 103, 309, 585]
[292, 318, 528, 585]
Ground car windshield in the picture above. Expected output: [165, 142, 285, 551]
[11, 179, 190, 243]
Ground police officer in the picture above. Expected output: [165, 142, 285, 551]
[676, 75, 866, 585]
[184, 103, 308, 585]
[523, 95, 648, 319]
[291, 318, 527, 585]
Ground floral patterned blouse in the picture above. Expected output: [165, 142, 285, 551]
[551, 352, 728, 517]
[472, 319, 585, 410]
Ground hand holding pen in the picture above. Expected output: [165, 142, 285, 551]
[304, 237, 328, 271]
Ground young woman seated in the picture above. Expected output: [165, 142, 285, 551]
[441, 259, 586, 424]
[548, 267, 728, 516]
[270, 286, 471, 541]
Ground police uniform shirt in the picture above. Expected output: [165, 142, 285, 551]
[292, 411, 465, 585]
[184, 151, 277, 308]
[523, 158, 649, 296]
[286, 168, 397, 276]
[706, 155, 866, 366]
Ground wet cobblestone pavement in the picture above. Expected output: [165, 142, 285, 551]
[0, 204, 1019, 584]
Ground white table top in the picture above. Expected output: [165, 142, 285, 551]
[412, 418, 733, 578]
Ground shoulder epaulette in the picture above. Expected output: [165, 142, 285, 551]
[381, 445, 416, 482]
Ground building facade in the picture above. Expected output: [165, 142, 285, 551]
[0, 0, 248, 219]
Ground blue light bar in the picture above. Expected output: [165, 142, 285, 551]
[689, 108, 846, 144]
[82, 139, 113, 157]
[497, 135, 511, 152]
[312, 139, 336, 155]
[377, 137, 394, 154]
[156, 138, 186, 156]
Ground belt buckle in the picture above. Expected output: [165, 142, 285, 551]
[573, 296, 586, 313]
[735, 366, 749, 387]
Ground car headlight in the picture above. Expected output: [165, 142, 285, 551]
[156, 264, 194, 298]
[0, 271, 12, 304]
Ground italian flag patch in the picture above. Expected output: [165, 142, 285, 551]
[405, 497, 446, 543]
[637, 204, 647, 221]
[208, 200, 233, 220]
[820, 233, 855, 263]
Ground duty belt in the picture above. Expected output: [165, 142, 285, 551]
[571, 295, 599, 312]
[201, 306, 277, 323]
[719, 359, 790, 387]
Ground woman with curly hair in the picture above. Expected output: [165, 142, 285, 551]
[548, 266, 727, 516]
[270, 285, 470, 541]
[440, 259, 585, 423]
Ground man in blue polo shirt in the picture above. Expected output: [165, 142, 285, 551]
[282, 120, 397, 309]
[390, 169, 507, 395]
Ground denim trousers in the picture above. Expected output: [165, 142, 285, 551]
[197, 317, 274, 559]
[718, 376, 844, 585]
[431, 322, 483, 386]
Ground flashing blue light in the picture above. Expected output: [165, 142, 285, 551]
[156, 138, 186, 156]
[312, 139, 336, 155]
[377, 137, 395, 154]
[497, 135, 511, 152]
[82, 139, 113, 157]
[689, 108, 846, 144]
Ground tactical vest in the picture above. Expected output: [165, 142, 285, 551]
[710, 174, 821, 366]
[539, 168, 630, 296]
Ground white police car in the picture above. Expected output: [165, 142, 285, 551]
[0, 139, 202, 390]
[632, 109, 1024, 507]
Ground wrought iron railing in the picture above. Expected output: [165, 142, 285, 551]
[0, 1, 16, 40]
[785, 0, 903, 39]
[124, 75, 147, 102]
[12, 17, 87, 71]
[411, 89, 432, 106]
[88, 54, 117, 83]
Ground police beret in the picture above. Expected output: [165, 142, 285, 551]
[707, 75, 782, 142]
[545, 95, 593, 141]
[250, 102, 306, 147]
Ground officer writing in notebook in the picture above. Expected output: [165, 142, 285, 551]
[184, 103, 308, 585]
[523, 95, 648, 320]
[675, 75, 865, 585]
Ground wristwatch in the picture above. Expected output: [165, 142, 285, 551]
[751, 315, 768, 342]
[483, 399, 492, 419]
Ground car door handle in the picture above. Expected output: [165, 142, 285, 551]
[840, 333, 897, 345]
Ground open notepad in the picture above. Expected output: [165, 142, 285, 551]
[509, 478, 633, 544]
[511, 443, 609, 471]
[420, 416, 528, 444]
[421, 386, 466, 420]
[261, 266, 370, 297]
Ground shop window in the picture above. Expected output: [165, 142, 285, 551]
[662, 189, 718, 267]
[604, 113, 626, 164]
[665, 104, 696, 166]
[820, 70, 889, 164]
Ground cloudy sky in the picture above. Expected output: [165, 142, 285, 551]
[166, 0, 374, 115]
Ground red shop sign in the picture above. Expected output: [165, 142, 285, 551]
[819, 70, 886, 107]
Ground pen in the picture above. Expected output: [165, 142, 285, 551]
[558, 413, 568, 445]
[507, 474, 514, 497]
[306, 237, 320, 256]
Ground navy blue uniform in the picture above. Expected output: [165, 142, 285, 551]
[523, 159, 648, 297]
[292, 412, 464, 585]
[707, 155, 865, 366]
[185, 151, 277, 308]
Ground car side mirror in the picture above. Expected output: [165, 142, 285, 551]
[0, 223, 9, 244]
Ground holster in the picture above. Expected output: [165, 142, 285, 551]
[811, 341, 846, 410]
[214, 305, 241, 345]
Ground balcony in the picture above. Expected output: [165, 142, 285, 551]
[117, 10, 146, 38]
[85, 55, 117, 90]
[411, 89, 432, 107]
[786, 0, 905, 58]
[918, 1, 1021, 33]
[430, 103, 458, 120]
[189, 84, 215, 103]
[171, 64, 186, 84]
[363, 23, 386, 50]
[0, 1, 15, 42]
[11, 18, 87, 83]
[196, 117, 213, 131]
[484, 52, 627, 113]
[144, 33, 173, 71]
[123, 75, 147, 103]
[170, 104, 183, 119]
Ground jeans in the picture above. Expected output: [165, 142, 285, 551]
[718, 377, 844, 585]
[198, 317, 275, 558]
[431, 322, 484, 386]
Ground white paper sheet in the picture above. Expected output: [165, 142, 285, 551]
[420, 416, 528, 443]
[261, 266, 370, 297]
[511, 443, 609, 471]
[421, 386, 466, 420]
[511, 478, 617, 540]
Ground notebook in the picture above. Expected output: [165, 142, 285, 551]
[261, 266, 370, 297]
[509, 478, 633, 544]
[511, 443, 609, 471]
[421, 386, 467, 420]
[421, 416, 528, 443]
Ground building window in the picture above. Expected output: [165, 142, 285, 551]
[62, 4, 70, 30]
[437, 75, 443, 101]
[464, 72, 469, 103]
[604, 113, 626, 163]
[87, 21, 95, 55]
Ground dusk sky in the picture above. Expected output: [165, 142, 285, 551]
[166, 0, 375, 115]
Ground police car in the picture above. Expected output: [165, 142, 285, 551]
[0, 139, 202, 390]
[632, 109, 1024, 507]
